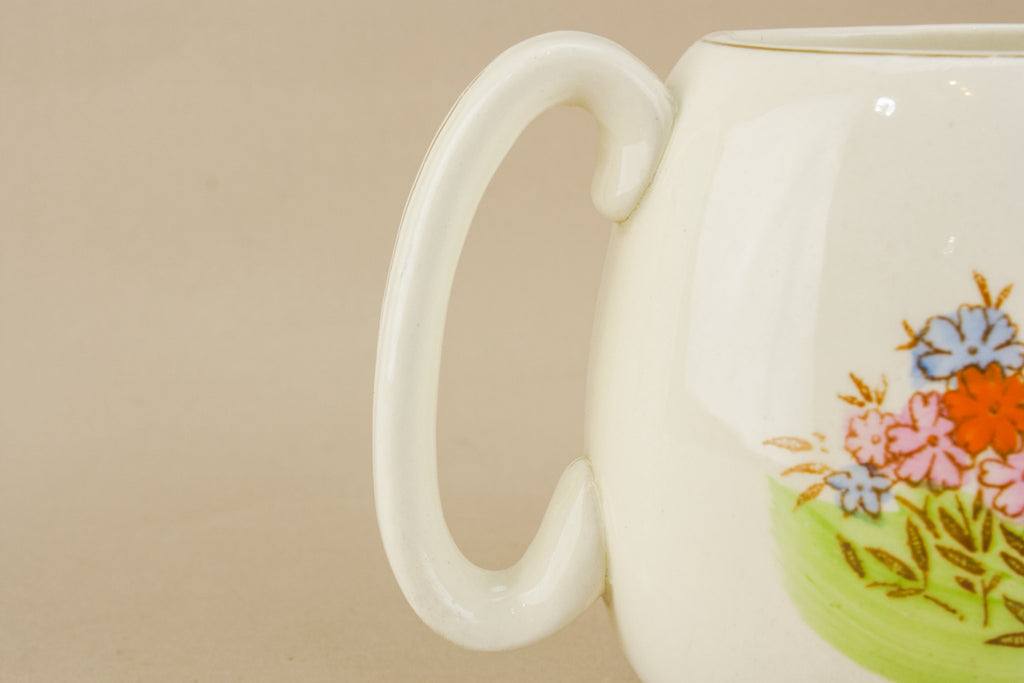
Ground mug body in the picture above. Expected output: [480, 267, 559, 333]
[588, 26, 1024, 682]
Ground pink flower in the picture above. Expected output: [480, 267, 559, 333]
[979, 449, 1024, 520]
[887, 392, 973, 488]
[845, 409, 897, 467]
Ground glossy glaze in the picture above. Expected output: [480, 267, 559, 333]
[376, 25, 1024, 681]
[374, 31, 673, 651]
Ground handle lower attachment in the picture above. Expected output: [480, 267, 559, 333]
[373, 31, 674, 650]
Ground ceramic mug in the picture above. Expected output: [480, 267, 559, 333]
[374, 26, 1024, 681]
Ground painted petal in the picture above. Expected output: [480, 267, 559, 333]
[862, 450, 885, 467]
[992, 419, 1022, 456]
[846, 464, 874, 485]
[857, 444, 887, 467]
[869, 410, 895, 431]
[954, 417, 995, 456]
[855, 411, 876, 431]
[918, 350, 960, 380]
[940, 440, 973, 468]
[935, 416, 957, 437]
[957, 365, 998, 404]
[928, 453, 964, 488]
[826, 472, 852, 491]
[860, 491, 881, 515]
[888, 425, 925, 455]
[944, 390, 979, 422]
[975, 346, 1004, 372]
[1004, 376, 1024, 408]
[911, 392, 942, 426]
[986, 312, 1019, 348]
[1009, 409, 1024, 437]
[1006, 450, 1024, 471]
[979, 459, 1020, 488]
[994, 343, 1024, 372]
[845, 420, 869, 457]
[985, 362, 1006, 385]
[959, 306, 990, 345]
[922, 314, 964, 351]
[995, 481, 1024, 518]
[888, 423, 929, 456]
[839, 488, 861, 514]
[869, 474, 893, 491]
[897, 451, 933, 484]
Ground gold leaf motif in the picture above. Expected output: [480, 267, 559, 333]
[982, 510, 994, 553]
[762, 436, 813, 452]
[906, 518, 929, 573]
[873, 375, 888, 406]
[781, 462, 831, 476]
[996, 283, 1014, 309]
[895, 495, 940, 538]
[975, 271, 993, 307]
[896, 320, 919, 350]
[936, 545, 986, 575]
[954, 576, 976, 593]
[838, 535, 865, 579]
[1004, 595, 1024, 626]
[850, 373, 874, 403]
[986, 632, 1024, 648]
[866, 547, 918, 581]
[1003, 552, 1024, 578]
[1000, 524, 1024, 557]
[923, 595, 960, 617]
[973, 489, 985, 521]
[794, 483, 826, 511]
[939, 507, 976, 552]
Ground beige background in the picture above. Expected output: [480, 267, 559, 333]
[3, 2, 1024, 681]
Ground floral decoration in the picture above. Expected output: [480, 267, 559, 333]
[845, 409, 897, 468]
[979, 450, 1024, 521]
[945, 364, 1024, 456]
[825, 464, 893, 516]
[917, 305, 1024, 381]
[768, 272, 1024, 650]
[888, 392, 972, 488]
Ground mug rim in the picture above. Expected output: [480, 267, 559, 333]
[703, 23, 1024, 58]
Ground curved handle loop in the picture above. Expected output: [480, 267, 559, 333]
[373, 31, 674, 650]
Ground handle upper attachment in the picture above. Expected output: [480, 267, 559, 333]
[373, 31, 674, 650]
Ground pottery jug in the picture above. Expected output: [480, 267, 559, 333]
[374, 26, 1024, 681]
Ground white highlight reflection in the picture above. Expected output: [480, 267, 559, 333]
[874, 97, 896, 117]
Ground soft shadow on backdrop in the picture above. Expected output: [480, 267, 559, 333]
[2, 1, 1024, 680]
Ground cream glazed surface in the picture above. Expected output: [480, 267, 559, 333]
[376, 25, 1024, 682]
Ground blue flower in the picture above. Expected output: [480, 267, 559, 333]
[825, 464, 892, 517]
[917, 305, 1024, 381]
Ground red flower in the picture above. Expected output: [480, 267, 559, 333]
[944, 363, 1024, 456]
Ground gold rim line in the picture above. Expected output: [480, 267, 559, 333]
[702, 37, 1024, 59]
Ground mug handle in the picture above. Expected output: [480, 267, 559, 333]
[374, 31, 674, 650]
